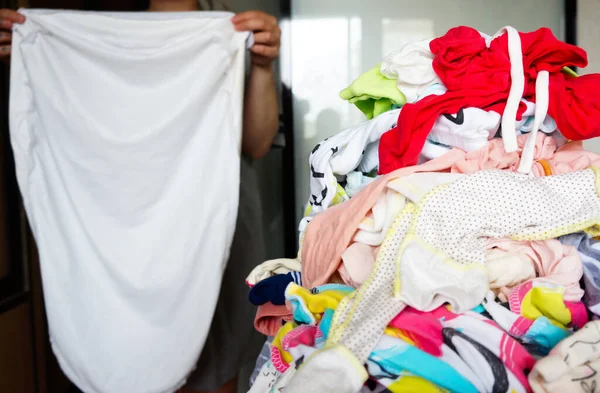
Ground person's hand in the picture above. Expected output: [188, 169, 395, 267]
[0, 9, 25, 62]
[231, 11, 280, 69]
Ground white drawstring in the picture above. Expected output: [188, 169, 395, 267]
[488, 26, 548, 174]
[489, 26, 525, 153]
[518, 71, 549, 174]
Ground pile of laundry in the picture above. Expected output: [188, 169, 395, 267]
[246, 25, 600, 393]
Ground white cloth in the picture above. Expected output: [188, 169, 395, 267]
[421, 99, 559, 160]
[422, 107, 501, 160]
[245, 258, 302, 287]
[10, 9, 249, 393]
[517, 99, 557, 135]
[380, 39, 443, 103]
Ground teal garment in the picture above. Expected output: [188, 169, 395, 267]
[369, 335, 479, 393]
[316, 308, 335, 348]
[286, 284, 354, 324]
[522, 316, 571, 355]
[340, 66, 406, 119]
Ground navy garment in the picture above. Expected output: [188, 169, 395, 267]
[248, 272, 302, 306]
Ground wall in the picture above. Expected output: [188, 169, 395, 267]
[578, 0, 600, 153]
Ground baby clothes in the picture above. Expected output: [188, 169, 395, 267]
[516, 99, 558, 135]
[486, 238, 584, 302]
[346, 171, 378, 197]
[248, 272, 302, 306]
[379, 39, 443, 104]
[482, 292, 571, 356]
[340, 67, 406, 119]
[422, 107, 501, 160]
[249, 337, 274, 387]
[246, 258, 302, 287]
[364, 363, 448, 393]
[301, 108, 400, 232]
[339, 242, 378, 287]
[247, 360, 281, 393]
[559, 233, 600, 316]
[485, 245, 537, 295]
[254, 302, 293, 337]
[508, 281, 589, 331]
[422, 100, 560, 161]
[285, 283, 354, 325]
[368, 334, 478, 393]
[529, 321, 600, 393]
[294, 168, 600, 393]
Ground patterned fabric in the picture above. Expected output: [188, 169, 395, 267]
[302, 168, 600, 392]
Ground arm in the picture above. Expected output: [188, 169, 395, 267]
[233, 11, 281, 160]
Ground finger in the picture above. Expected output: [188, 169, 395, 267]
[252, 31, 280, 46]
[231, 11, 266, 23]
[0, 32, 11, 43]
[233, 18, 271, 33]
[0, 10, 25, 24]
[251, 44, 278, 59]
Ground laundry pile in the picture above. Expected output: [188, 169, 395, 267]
[246, 25, 600, 393]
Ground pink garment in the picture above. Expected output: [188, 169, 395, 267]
[254, 302, 293, 336]
[388, 308, 444, 356]
[487, 239, 584, 302]
[338, 243, 378, 287]
[282, 324, 319, 352]
[451, 134, 600, 176]
[565, 301, 589, 330]
[409, 305, 535, 390]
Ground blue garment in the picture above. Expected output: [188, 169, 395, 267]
[248, 272, 302, 306]
[369, 334, 478, 393]
[521, 316, 570, 356]
[559, 233, 600, 316]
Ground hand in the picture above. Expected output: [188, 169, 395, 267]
[232, 11, 280, 69]
[0, 9, 25, 63]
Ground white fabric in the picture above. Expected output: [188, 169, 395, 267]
[489, 26, 525, 153]
[422, 107, 501, 159]
[10, 9, 249, 393]
[516, 99, 557, 135]
[245, 257, 302, 287]
[285, 345, 368, 393]
[519, 70, 550, 174]
[380, 39, 443, 103]
[299, 108, 399, 233]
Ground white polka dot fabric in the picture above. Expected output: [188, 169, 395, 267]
[328, 205, 413, 361]
[324, 168, 600, 377]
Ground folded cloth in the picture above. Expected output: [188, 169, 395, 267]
[254, 302, 293, 337]
[529, 321, 600, 393]
[246, 258, 302, 287]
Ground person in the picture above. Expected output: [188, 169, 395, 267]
[0, 2, 280, 393]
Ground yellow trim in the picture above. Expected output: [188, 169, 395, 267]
[326, 203, 415, 344]
[333, 344, 370, 380]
